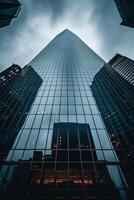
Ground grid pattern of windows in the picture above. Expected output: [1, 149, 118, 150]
[9, 72, 117, 162]
[109, 54, 134, 86]
[0, 30, 128, 199]
[114, 0, 134, 27]
[0, 65, 42, 162]
[91, 64, 134, 198]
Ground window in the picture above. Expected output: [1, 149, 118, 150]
[75, 97, 82, 104]
[98, 130, 111, 149]
[60, 115, 67, 122]
[68, 97, 75, 104]
[60, 105, 67, 115]
[76, 105, 84, 114]
[41, 115, 51, 129]
[52, 105, 60, 114]
[50, 115, 59, 128]
[46, 130, 53, 149]
[93, 115, 104, 129]
[24, 115, 35, 129]
[83, 105, 91, 114]
[16, 129, 30, 149]
[77, 115, 85, 123]
[68, 115, 77, 122]
[46, 97, 53, 104]
[82, 97, 88, 104]
[34, 97, 41, 104]
[36, 130, 48, 149]
[40, 96, 47, 104]
[61, 97, 67, 104]
[33, 115, 42, 129]
[26, 130, 39, 149]
[68, 105, 76, 115]
[30, 105, 38, 114]
[45, 105, 52, 114]
[85, 115, 95, 129]
[54, 97, 60, 104]
[88, 97, 95, 104]
[37, 105, 45, 114]
[90, 105, 99, 114]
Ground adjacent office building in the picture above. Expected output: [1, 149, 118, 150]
[0, 64, 42, 163]
[0, 30, 128, 199]
[0, 0, 21, 28]
[108, 54, 134, 86]
[91, 62, 134, 198]
[114, 0, 134, 28]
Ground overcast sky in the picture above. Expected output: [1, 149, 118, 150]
[0, 0, 134, 71]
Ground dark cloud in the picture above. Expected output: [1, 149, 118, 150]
[0, 0, 68, 71]
[88, 0, 134, 61]
[31, 0, 67, 21]
[0, 0, 134, 71]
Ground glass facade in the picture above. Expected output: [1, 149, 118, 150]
[0, 65, 42, 163]
[91, 64, 134, 198]
[0, 29, 128, 199]
[108, 54, 134, 86]
[114, 0, 134, 28]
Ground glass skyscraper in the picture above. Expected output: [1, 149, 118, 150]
[0, 30, 128, 199]
[91, 64, 134, 198]
[114, 0, 134, 28]
[108, 54, 134, 86]
[0, 64, 42, 163]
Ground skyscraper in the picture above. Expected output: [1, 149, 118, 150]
[114, 0, 134, 28]
[0, 64, 42, 163]
[108, 54, 134, 86]
[91, 63, 134, 198]
[0, 0, 21, 28]
[0, 30, 128, 199]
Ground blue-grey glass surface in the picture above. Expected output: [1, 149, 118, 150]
[2, 30, 127, 199]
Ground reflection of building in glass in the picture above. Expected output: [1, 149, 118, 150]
[108, 54, 134, 86]
[3, 123, 120, 199]
[51, 123, 97, 162]
[0, 0, 21, 28]
[0, 65, 42, 163]
[91, 64, 134, 198]
[114, 0, 134, 28]
[0, 30, 128, 199]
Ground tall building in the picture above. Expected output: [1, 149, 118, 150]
[114, 0, 134, 28]
[0, 64, 42, 163]
[91, 64, 134, 198]
[0, 30, 128, 199]
[0, 0, 21, 28]
[108, 54, 134, 86]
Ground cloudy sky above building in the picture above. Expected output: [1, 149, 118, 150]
[0, 0, 134, 71]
